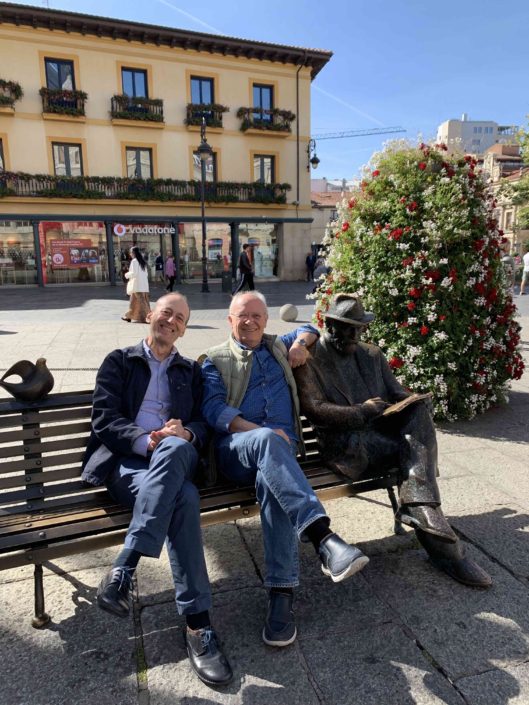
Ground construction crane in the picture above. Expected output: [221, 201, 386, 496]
[307, 126, 406, 169]
[312, 126, 406, 141]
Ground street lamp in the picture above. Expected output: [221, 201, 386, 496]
[307, 138, 320, 171]
[197, 117, 213, 292]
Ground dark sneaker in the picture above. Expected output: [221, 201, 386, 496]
[184, 626, 233, 687]
[96, 567, 133, 618]
[262, 591, 297, 647]
[319, 533, 369, 583]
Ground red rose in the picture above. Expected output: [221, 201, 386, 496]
[449, 267, 457, 282]
[474, 282, 486, 295]
[342, 222, 349, 232]
[409, 287, 422, 298]
[425, 270, 441, 281]
[472, 239, 485, 252]
[439, 314, 446, 321]
[420, 325, 429, 336]
[399, 196, 407, 204]
[389, 227, 404, 241]
[348, 198, 356, 208]
[418, 162, 427, 170]
[372, 170, 380, 177]
[407, 201, 418, 212]
[407, 301, 416, 311]
[389, 356, 405, 369]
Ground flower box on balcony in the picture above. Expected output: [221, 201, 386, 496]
[0, 79, 23, 112]
[110, 95, 164, 125]
[185, 103, 229, 130]
[236, 107, 295, 135]
[40, 88, 87, 118]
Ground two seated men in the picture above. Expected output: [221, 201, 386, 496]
[82, 290, 490, 688]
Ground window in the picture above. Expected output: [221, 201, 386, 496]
[472, 139, 481, 146]
[253, 84, 274, 122]
[193, 150, 217, 182]
[0, 139, 4, 172]
[52, 143, 83, 176]
[121, 68, 148, 98]
[191, 76, 214, 104]
[506, 211, 513, 229]
[45, 58, 75, 90]
[126, 147, 153, 178]
[253, 155, 275, 184]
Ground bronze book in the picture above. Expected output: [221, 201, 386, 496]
[382, 392, 432, 417]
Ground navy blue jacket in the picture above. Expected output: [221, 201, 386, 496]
[82, 341, 207, 486]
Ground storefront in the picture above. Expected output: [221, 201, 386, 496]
[0, 216, 286, 287]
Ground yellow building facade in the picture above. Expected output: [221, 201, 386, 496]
[0, 2, 331, 287]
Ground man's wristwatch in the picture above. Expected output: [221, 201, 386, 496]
[295, 338, 308, 347]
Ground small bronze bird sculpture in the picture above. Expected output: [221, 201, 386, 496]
[0, 358, 55, 402]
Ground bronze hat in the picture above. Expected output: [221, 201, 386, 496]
[324, 293, 375, 327]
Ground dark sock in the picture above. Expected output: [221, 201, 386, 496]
[270, 587, 293, 596]
[186, 610, 211, 631]
[304, 518, 333, 553]
[112, 547, 142, 575]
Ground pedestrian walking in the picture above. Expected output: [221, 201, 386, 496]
[305, 252, 316, 281]
[155, 252, 165, 283]
[232, 243, 255, 294]
[520, 245, 529, 295]
[122, 246, 150, 323]
[165, 254, 176, 292]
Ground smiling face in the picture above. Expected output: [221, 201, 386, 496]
[228, 293, 268, 349]
[324, 318, 366, 355]
[146, 294, 190, 350]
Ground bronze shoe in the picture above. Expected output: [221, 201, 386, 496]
[397, 504, 457, 542]
[415, 528, 492, 588]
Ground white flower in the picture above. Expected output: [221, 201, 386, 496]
[440, 277, 453, 288]
[388, 288, 399, 296]
[434, 331, 448, 341]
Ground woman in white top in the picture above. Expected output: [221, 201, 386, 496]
[520, 247, 529, 295]
[122, 246, 150, 323]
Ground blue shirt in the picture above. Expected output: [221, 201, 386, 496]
[132, 341, 176, 456]
[201, 325, 317, 445]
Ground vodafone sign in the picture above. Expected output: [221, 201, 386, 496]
[113, 223, 127, 237]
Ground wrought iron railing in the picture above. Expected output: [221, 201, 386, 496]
[39, 88, 87, 117]
[110, 95, 164, 122]
[236, 107, 295, 133]
[0, 173, 291, 204]
[185, 103, 229, 129]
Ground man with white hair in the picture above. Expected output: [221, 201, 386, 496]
[201, 291, 369, 648]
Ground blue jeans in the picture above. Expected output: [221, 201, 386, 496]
[106, 436, 211, 615]
[216, 427, 328, 588]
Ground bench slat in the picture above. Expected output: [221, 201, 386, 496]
[0, 466, 83, 491]
[0, 450, 86, 474]
[0, 434, 89, 459]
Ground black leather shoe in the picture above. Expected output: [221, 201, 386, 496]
[398, 505, 458, 542]
[96, 567, 133, 617]
[262, 591, 296, 647]
[184, 626, 233, 687]
[416, 528, 492, 588]
[319, 533, 369, 583]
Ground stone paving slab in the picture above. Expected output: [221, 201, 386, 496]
[457, 660, 529, 704]
[1, 567, 138, 705]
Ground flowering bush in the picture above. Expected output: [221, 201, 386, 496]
[312, 142, 524, 420]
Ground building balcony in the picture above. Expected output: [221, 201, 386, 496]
[110, 95, 164, 124]
[39, 88, 87, 118]
[236, 107, 295, 134]
[185, 103, 229, 130]
[0, 172, 291, 205]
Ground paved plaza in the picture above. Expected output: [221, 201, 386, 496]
[1, 282, 529, 705]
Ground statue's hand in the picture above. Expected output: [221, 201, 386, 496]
[362, 397, 390, 418]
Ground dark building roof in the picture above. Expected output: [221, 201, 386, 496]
[0, 2, 332, 79]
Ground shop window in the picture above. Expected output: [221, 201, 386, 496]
[193, 150, 217, 182]
[0, 139, 4, 172]
[45, 58, 75, 90]
[52, 143, 83, 176]
[0, 220, 37, 286]
[253, 155, 275, 184]
[253, 84, 273, 122]
[122, 68, 148, 98]
[38, 221, 106, 285]
[191, 76, 214, 104]
[126, 147, 153, 178]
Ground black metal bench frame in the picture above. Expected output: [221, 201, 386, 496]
[0, 391, 401, 628]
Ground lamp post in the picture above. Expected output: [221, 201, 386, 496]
[197, 117, 213, 292]
[307, 138, 320, 171]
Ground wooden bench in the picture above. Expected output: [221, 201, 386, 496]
[0, 390, 401, 628]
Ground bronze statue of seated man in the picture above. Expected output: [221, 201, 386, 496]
[294, 293, 491, 588]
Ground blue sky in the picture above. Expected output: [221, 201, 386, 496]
[9, 0, 529, 179]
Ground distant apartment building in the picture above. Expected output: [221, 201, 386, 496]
[436, 114, 517, 155]
[310, 177, 359, 193]
[0, 2, 332, 287]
